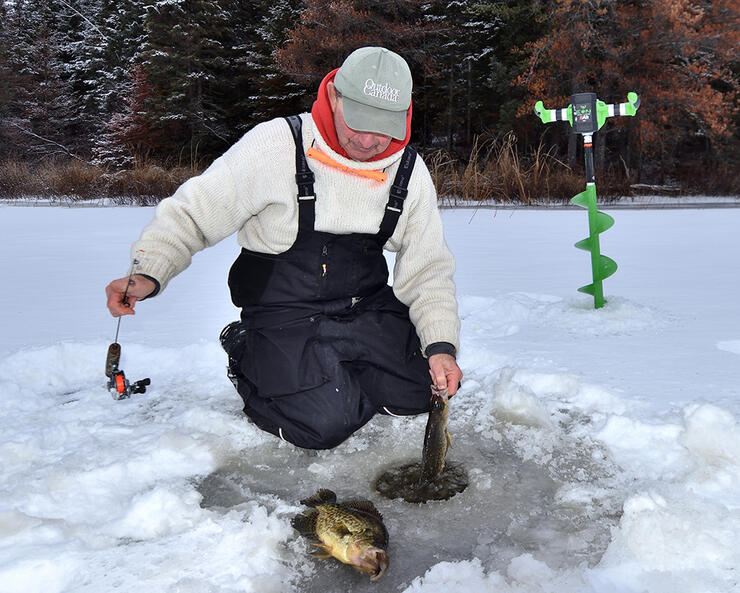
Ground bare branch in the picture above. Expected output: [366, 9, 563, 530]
[58, 0, 108, 42]
[5, 121, 90, 164]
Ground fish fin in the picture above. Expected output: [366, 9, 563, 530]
[341, 500, 384, 523]
[447, 430, 452, 448]
[300, 488, 337, 507]
[310, 543, 334, 559]
[291, 509, 319, 536]
[366, 522, 390, 548]
[375, 528, 389, 548]
[334, 523, 352, 537]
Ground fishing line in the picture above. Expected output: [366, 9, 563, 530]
[105, 253, 151, 400]
[112, 259, 135, 344]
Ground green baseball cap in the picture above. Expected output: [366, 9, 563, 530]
[334, 47, 412, 140]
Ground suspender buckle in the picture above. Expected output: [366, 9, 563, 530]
[296, 171, 314, 185]
[386, 185, 408, 213]
[295, 171, 315, 201]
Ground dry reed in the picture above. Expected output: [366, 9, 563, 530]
[5, 134, 729, 204]
[0, 159, 201, 203]
[428, 133, 589, 205]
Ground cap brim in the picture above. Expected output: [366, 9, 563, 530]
[341, 95, 407, 141]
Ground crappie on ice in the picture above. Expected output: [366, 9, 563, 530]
[292, 489, 389, 580]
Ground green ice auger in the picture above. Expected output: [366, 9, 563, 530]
[534, 92, 640, 308]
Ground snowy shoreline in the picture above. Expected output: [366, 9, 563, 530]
[1, 205, 738, 593]
[2, 194, 740, 210]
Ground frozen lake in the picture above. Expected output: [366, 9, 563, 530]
[1, 204, 738, 592]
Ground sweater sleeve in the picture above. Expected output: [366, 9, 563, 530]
[128, 136, 265, 292]
[390, 157, 460, 353]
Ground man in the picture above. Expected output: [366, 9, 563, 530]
[106, 47, 462, 449]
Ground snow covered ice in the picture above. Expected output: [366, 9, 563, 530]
[1, 205, 739, 593]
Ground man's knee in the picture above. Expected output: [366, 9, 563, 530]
[242, 396, 369, 450]
[277, 411, 361, 450]
[279, 425, 349, 450]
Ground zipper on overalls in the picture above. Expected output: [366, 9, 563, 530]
[320, 244, 328, 282]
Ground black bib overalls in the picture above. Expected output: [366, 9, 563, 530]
[223, 116, 431, 449]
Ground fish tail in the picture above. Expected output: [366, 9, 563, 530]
[291, 509, 319, 536]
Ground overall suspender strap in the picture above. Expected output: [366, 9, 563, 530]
[284, 115, 316, 231]
[378, 146, 417, 241]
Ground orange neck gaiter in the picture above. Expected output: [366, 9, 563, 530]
[310, 69, 412, 162]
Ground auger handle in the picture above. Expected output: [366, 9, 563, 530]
[534, 93, 640, 116]
[533, 100, 565, 125]
[604, 92, 640, 118]
[534, 92, 640, 132]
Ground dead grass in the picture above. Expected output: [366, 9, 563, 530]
[676, 161, 740, 196]
[97, 163, 199, 205]
[6, 136, 733, 205]
[0, 160, 43, 196]
[39, 160, 104, 199]
[0, 158, 202, 204]
[428, 133, 587, 205]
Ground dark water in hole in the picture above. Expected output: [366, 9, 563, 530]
[375, 460, 468, 503]
[196, 413, 624, 593]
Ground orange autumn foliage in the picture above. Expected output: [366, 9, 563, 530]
[274, 0, 434, 84]
[516, 0, 739, 168]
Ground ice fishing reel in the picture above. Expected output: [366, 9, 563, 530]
[105, 342, 150, 400]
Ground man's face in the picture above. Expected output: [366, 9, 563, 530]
[328, 82, 393, 162]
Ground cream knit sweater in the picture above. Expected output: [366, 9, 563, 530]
[131, 113, 460, 352]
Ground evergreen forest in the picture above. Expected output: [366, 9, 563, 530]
[0, 0, 738, 201]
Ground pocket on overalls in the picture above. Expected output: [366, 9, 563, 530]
[352, 236, 388, 295]
[242, 317, 329, 398]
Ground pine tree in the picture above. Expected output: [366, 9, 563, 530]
[138, 0, 233, 161]
[224, 0, 305, 134]
[416, 0, 468, 152]
[94, 64, 158, 167]
[55, 0, 106, 156]
[91, 0, 154, 166]
[3, 0, 78, 161]
[416, 0, 539, 151]
[275, 0, 434, 103]
[462, 1, 550, 139]
[275, 0, 437, 149]
[0, 1, 19, 160]
[89, 1, 142, 119]
[277, 0, 428, 79]
[98, 0, 304, 164]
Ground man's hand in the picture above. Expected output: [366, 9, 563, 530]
[105, 274, 156, 317]
[428, 353, 463, 396]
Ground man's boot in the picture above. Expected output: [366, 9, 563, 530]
[219, 321, 247, 389]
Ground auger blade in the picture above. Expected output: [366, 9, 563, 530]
[599, 255, 618, 279]
[568, 180, 617, 308]
[574, 237, 593, 251]
[570, 190, 591, 208]
[595, 211, 615, 233]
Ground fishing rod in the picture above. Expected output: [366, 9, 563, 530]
[104, 254, 151, 400]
